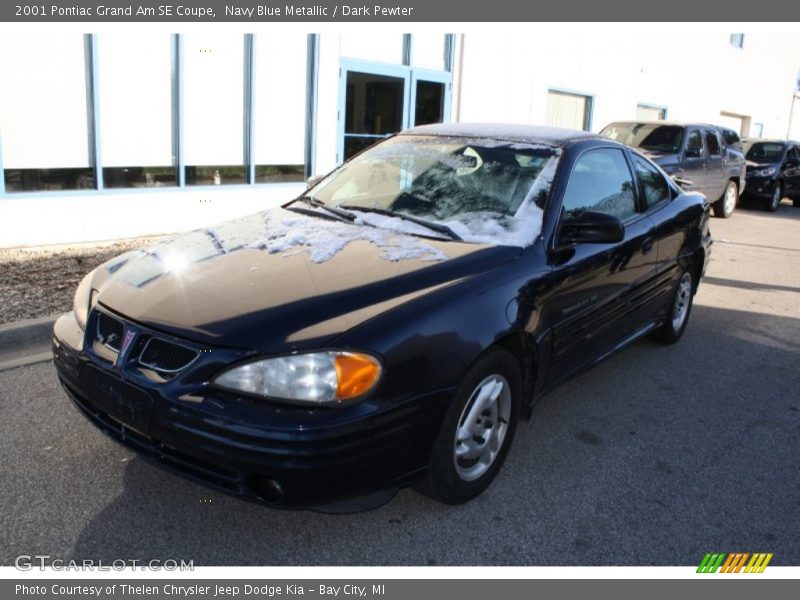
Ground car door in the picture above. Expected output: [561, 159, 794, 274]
[542, 147, 657, 385]
[703, 128, 725, 201]
[682, 128, 709, 197]
[784, 144, 800, 199]
[630, 153, 686, 317]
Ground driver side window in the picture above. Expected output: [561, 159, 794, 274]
[686, 130, 705, 157]
[561, 149, 637, 221]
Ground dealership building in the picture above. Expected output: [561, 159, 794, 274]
[1, 30, 799, 247]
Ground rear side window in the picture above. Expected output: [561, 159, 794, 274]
[721, 129, 740, 146]
[633, 155, 670, 208]
[705, 131, 722, 157]
[561, 148, 637, 221]
[686, 130, 704, 157]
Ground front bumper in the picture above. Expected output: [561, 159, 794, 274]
[53, 310, 450, 507]
[742, 176, 778, 199]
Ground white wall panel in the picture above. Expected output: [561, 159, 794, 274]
[0, 34, 90, 169]
[183, 34, 244, 166]
[97, 33, 173, 167]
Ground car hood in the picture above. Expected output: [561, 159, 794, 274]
[90, 209, 521, 352]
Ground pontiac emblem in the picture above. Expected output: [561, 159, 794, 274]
[119, 329, 135, 361]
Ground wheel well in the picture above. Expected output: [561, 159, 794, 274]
[495, 332, 537, 420]
[690, 248, 705, 292]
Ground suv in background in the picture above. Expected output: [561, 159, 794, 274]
[741, 138, 800, 211]
[600, 121, 746, 218]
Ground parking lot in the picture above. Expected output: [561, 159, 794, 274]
[1, 203, 799, 567]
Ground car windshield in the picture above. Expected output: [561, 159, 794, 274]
[600, 123, 684, 154]
[307, 135, 559, 247]
[744, 141, 785, 163]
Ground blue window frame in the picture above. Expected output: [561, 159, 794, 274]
[337, 60, 453, 163]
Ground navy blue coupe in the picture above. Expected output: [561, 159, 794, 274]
[53, 124, 711, 507]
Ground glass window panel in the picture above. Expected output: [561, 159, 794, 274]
[562, 149, 636, 220]
[705, 131, 722, 157]
[253, 33, 307, 183]
[97, 33, 175, 188]
[411, 34, 446, 70]
[340, 34, 404, 64]
[414, 80, 445, 126]
[343, 71, 405, 160]
[633, 155, 670, 208]
[0, 34, 93, 191]
[183, 33, 245, 185]
[686, 130, 705, 156]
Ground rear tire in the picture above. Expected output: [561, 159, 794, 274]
[652, 264, 695, 345]
[712, 181, 738, 218]
[421, 348, 522, 505]
[765, 183, 782, 212]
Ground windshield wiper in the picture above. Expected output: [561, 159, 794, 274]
[287, 195, 358, 223]
[340, 205, 462, 241]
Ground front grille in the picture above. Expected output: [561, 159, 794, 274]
[139, 338, 199, 373]
[96, 312, 125, 351]
[61, 378, 244, 494]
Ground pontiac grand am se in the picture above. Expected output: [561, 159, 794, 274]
[52, 123, 711, 508]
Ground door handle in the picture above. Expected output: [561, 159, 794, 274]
[641, 237, 655, 254]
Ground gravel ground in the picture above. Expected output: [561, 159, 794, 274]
[0, 237, 164, 324]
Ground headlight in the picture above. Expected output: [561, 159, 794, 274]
[752, 167, 776, 177]
[72, 272, 95, 329]
[213, 351, 383, 405]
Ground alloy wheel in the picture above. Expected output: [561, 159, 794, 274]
[453, 374, 512, 482]
[724, 183, 737, 216]
[671, 271, 693, 332]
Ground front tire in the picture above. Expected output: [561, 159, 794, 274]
[765, 183, 782, 212]
[422, 348, 522, 505]
[713, 181, 738, 218]
[652, 266, 695, 345]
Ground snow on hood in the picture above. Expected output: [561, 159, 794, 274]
[200, 210, 450, 264]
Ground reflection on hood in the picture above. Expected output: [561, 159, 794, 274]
[102, 209, 454, 288]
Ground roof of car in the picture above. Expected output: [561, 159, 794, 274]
[742, 138, 797, 144]
[605, 120, 725, 129]
[401, 122, 600, 147]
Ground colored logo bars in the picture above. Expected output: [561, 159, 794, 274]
[697, 552, 773, 573]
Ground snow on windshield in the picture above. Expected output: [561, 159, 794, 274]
[311, 136, 560, 249]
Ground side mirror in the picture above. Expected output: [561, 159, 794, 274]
[306, 174, 325, 189]
[559, 211, 625, 246]
[685, 147, 702, 159]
